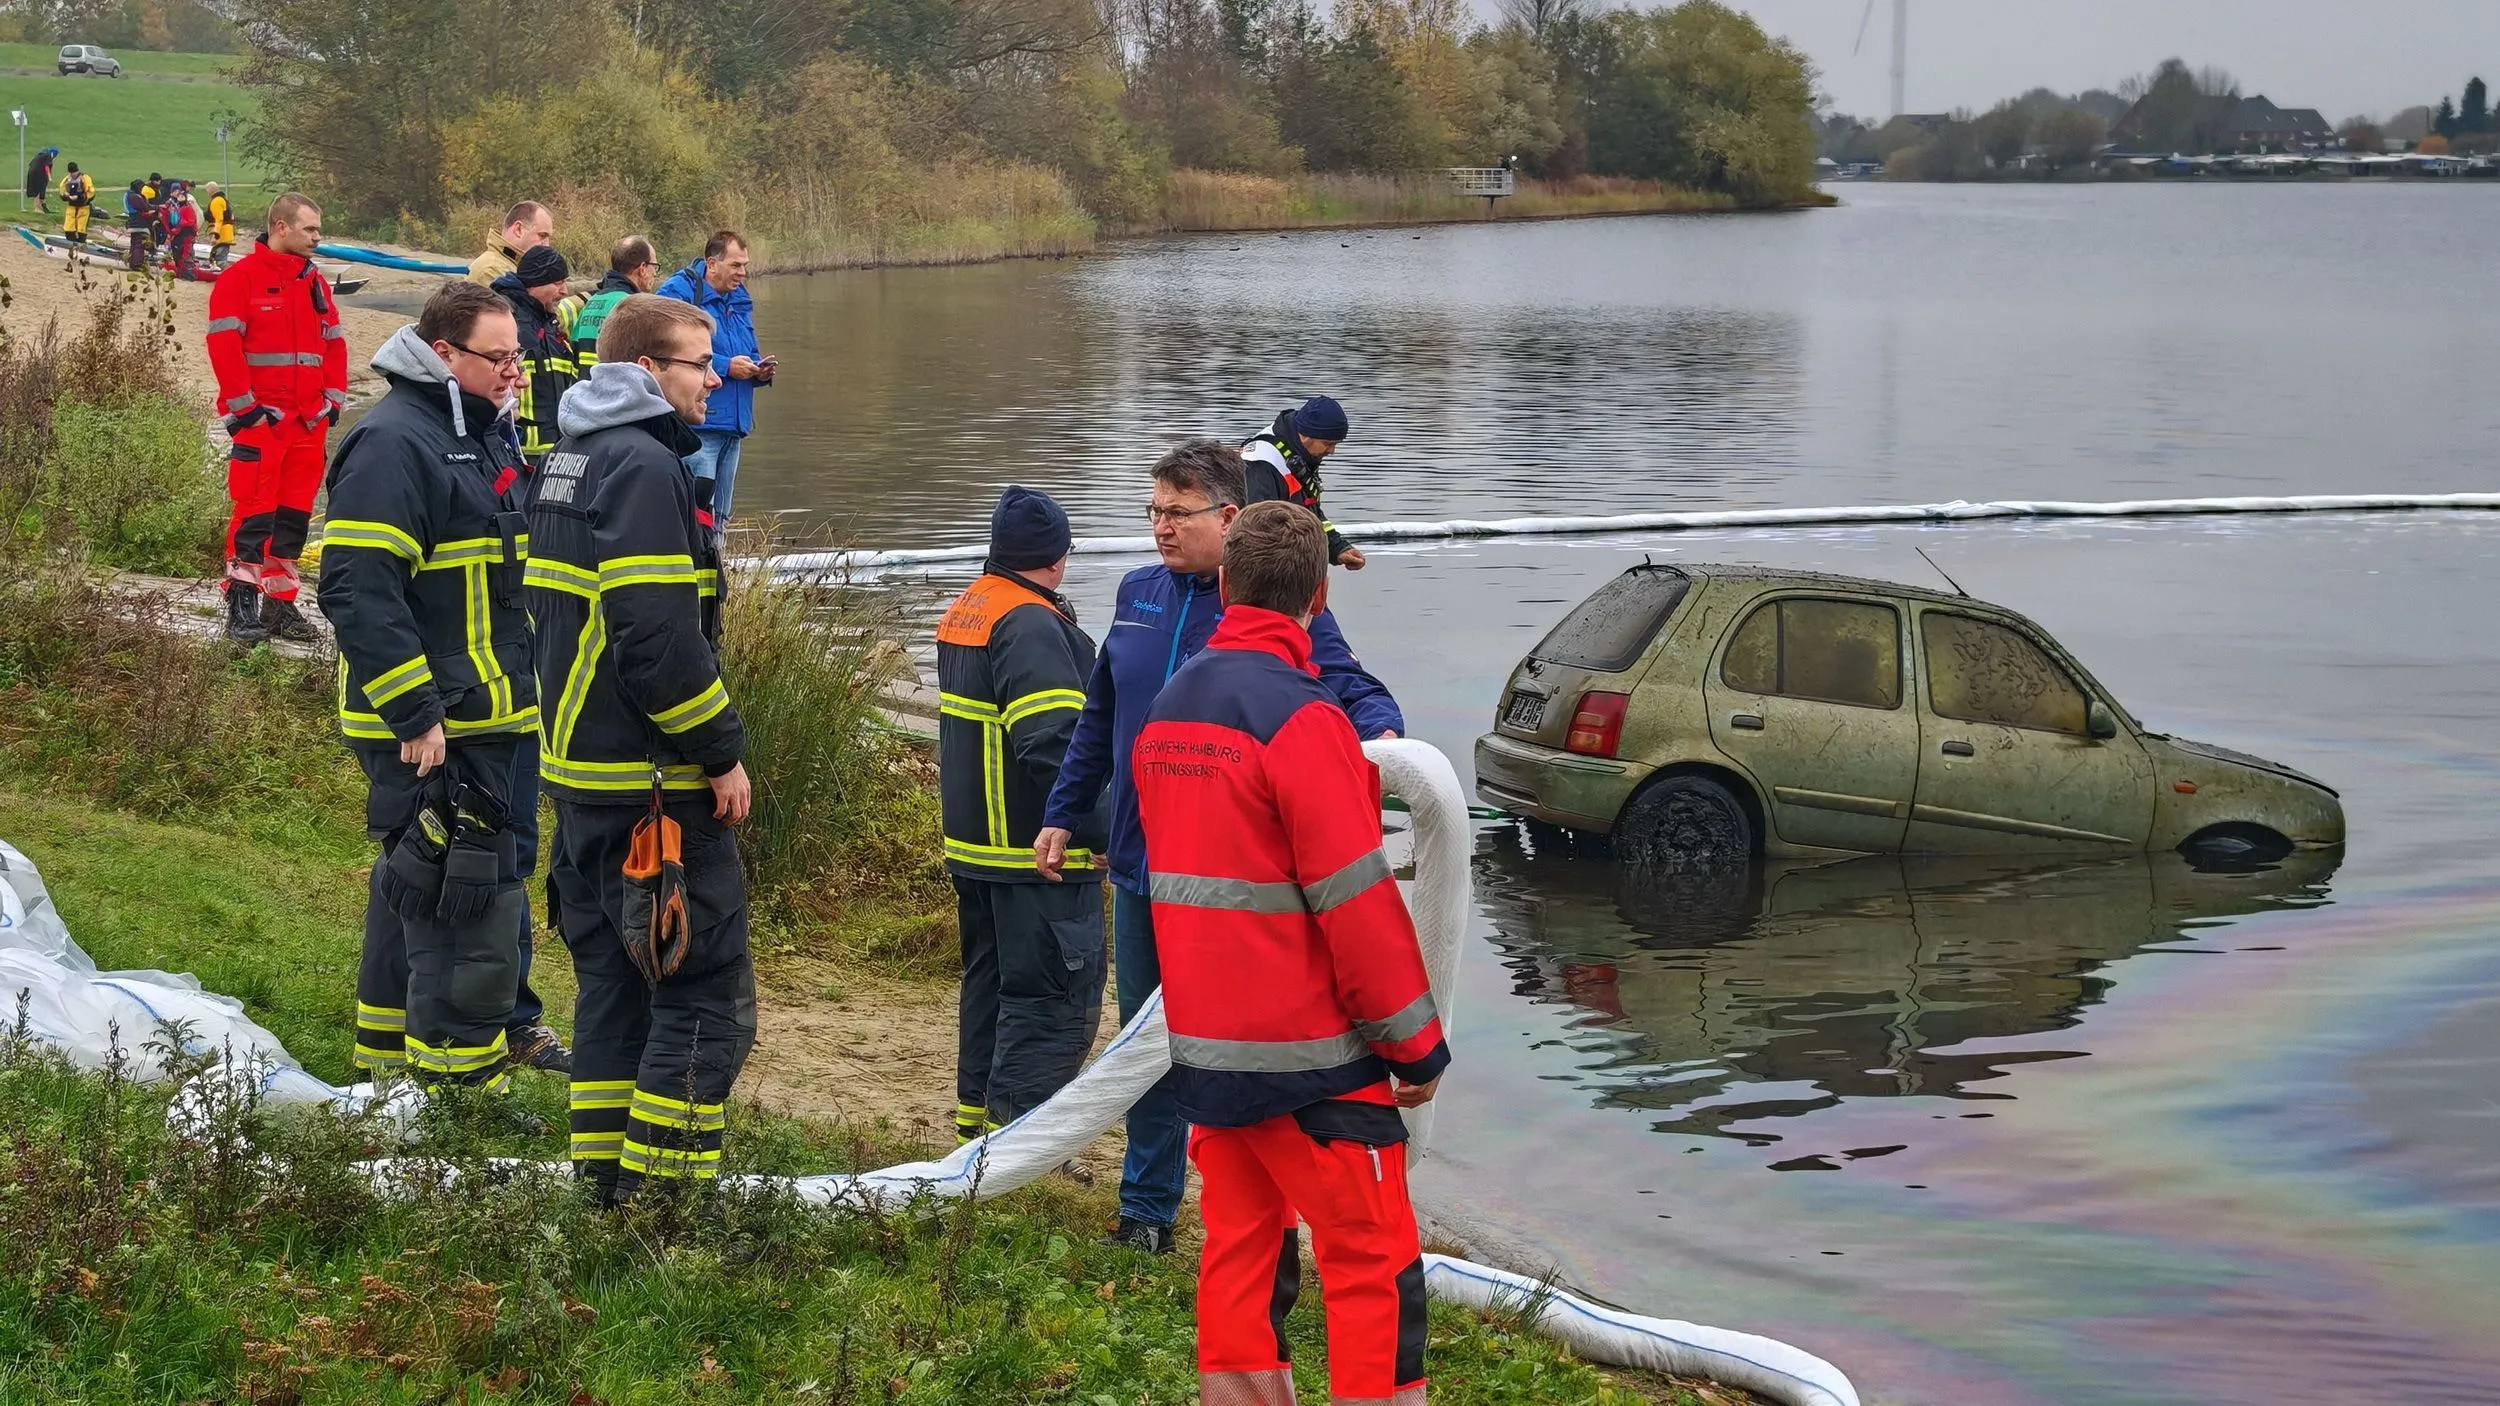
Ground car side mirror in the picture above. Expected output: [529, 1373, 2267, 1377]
[2086, 700, 2119, 740]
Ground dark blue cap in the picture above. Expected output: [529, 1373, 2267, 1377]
[1292, 396, 1349, 443]
[990, 485, 1071, 571]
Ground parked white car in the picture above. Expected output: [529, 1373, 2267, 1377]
[57, 45, 122, 77]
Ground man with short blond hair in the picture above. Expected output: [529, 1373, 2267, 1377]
[1136, 500, 1444, 1406]
[530, 291, 756, 1205]
[206, 192, 346, 643]
[467, 199, 553, 286]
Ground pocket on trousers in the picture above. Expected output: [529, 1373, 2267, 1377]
[227, 441, 263, 463]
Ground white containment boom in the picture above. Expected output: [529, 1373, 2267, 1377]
[0, 740, 1860, 1406]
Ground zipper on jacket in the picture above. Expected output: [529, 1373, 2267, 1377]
[1163, 576, 1199, 682]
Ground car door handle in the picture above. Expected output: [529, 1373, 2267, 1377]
[1940, 740, 1975, 757]
[1730, 713, 1765, 731]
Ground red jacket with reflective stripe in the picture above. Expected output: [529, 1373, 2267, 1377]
[205, 237, 347, 424]
[1135, 606, 1449, 1129]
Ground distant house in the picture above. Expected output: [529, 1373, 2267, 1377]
[2107, 93, 2336, 154]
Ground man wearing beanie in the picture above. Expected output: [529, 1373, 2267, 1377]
[935, 486, 1107, 1143]
[491, 243, 582, 465]
[1242, 395, 1363, 569]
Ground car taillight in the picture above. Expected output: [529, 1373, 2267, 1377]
[1566, 691, 1630, 757]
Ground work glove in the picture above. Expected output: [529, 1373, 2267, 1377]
[620, 794, 691, 985]
[223, 405, 278, 437]
[435, 783, 510, 926]
[380, 797, 451, 923]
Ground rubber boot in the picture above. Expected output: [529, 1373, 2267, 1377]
[260, 595, 323, 644]
[224, 582, 270, 645]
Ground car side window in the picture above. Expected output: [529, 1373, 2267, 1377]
[1922, 611, 2088, 733]
[1720, 597, 1901, 709]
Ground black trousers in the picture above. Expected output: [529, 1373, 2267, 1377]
[954, 875, 1107, 1135]
[549, 797, 756, 1201]
[351, 738, 524, 1089]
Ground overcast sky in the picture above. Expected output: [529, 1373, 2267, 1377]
[1713, 0, 2500, 123]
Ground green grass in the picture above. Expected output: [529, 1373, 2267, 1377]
[0, 787, 1722, 1404]
[0, 48, 265, 228]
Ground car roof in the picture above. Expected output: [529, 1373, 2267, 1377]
[1672, 561, 1980, 611]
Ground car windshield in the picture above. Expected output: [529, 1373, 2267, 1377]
[1531, 567, 1689, 672]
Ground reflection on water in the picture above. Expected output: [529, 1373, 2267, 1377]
[1474, 832, 2339, 1149]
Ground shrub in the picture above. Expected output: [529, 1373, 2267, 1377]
[714, 558, 952, 962]
[47, 398, 222, 577]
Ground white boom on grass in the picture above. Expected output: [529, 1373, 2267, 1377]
[0, 740, 1860, 1406]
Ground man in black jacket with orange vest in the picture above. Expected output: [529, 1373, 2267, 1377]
[937, 487, 1105, 1141]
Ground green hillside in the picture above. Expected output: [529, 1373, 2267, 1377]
[0, 49, 267, 226]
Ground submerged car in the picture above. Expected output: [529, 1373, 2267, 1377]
[1473, 563, 2345, 865]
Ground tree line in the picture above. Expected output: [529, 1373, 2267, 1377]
[221, 0, 1820, 252]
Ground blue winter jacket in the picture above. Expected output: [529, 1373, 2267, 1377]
[656, 260, 762, 437]
[1040, 563, 1404, 893]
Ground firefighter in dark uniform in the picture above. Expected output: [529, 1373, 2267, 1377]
[524, 293, 755, 1205]
[1241, 395, 1364, 570]
[937, 487, 1106, 1142]
[318, 283, 536, 1092]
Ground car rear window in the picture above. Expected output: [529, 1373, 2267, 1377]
[1530, 567, 1689, 672]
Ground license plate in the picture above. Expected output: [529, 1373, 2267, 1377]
[1504, 689, 1547, 730]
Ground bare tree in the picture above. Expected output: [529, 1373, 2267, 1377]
[1497, 0, 1583, 39]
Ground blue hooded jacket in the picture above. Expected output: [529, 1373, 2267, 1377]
[656, 259, 762, 437]
[1040, 562, 1403, 893]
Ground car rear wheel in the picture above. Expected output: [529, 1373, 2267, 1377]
[1612, 774, 1755, 870]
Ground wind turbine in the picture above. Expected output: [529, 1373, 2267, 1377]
[1853, 0, 1908, 119]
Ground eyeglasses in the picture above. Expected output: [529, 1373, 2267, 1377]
[1145, 503, 1224, 527]
[447, 341, 523, 371]
[644, 355, 714, 376]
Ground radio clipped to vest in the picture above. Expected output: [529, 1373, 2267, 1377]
[621, 775, 692, 984]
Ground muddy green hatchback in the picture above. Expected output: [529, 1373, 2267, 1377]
[1474, 563, 2345, 865]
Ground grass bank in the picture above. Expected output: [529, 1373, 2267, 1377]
[0, 52, 268, 220]
[1136, 169, 1743, 234]
[0, 606, 1745, 1405]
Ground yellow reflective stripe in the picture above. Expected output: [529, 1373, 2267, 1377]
[1001, 688, 1086, 727]
[697, 568, 720, 599]
[984, 719, 1008, 844]
[463, 562, 502, 718]
[405, 1032, 509, 1073]
[551, 611, 603, 759]
[540, 756, 710, 791]
[619, 1140, 723, 1176]
[363, 655, 433, 706]
[353, 1044, 405, 1068]
[944, 837, 1094, 870]
[444, 707, 537, 737]
[628, 1090, 727, 1132]
[597, 554, 698, 589]
[418, 536, 523, 571]
[340, 709, 397, 741]
[354, 1003, 407, 1031]
[570, 1080, 634, 1110]
[570, 1132, 626, 1159]
[938, 692, 1003, 722]
[651, 678, 729, 734]
[525, 559, 599, 599]
[322, 519, 422, 562]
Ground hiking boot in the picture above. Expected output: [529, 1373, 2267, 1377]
[1102, 1218, 1175, 1255]
[223, 583, 269, 645]
[259, 594, 323, 643]
[508, 1024, 574, 1075]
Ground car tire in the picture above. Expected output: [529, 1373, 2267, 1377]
[1612, 774, 1755, 870]
[2178, 823, 2292, 871]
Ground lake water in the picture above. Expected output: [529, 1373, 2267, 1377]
[741, 184, 2500, 1404]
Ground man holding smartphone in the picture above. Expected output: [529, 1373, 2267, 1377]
[658, 230, 774, 531]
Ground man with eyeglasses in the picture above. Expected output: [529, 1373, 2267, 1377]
[1033, 439, 1402, 1255]
[527, 293, 756, 1206]
[320, 280, 538, 1104]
